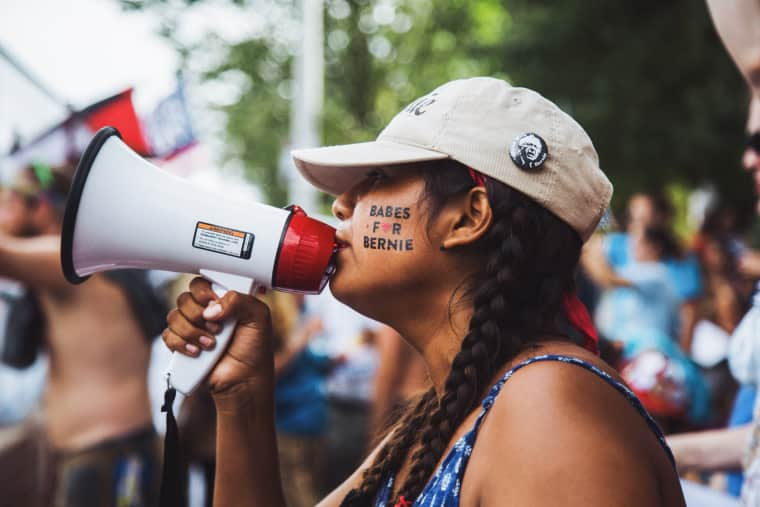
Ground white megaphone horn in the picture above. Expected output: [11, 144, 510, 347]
[61, 127, 337, 394]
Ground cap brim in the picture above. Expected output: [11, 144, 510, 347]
[292, 140, 449, 195]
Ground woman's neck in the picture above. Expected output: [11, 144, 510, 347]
[388, 292, 473, 396]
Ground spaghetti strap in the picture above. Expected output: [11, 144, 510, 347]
[375, 354, 676, 507]
[470, 354, 675, 466]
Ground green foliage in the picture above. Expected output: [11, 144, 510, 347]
[206, 36, 294, 206]
[122, 0, 754, 213]
[499, 1, 752, 215]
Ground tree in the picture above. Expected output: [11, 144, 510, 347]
[122, 0, 754, 217]
[499, 1, 752, 214]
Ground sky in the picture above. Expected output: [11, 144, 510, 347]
[0, 0, 260, 154]
[0, 0, 176, 150]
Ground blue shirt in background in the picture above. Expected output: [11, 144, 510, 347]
[275, 346, 332, 436]
[613, 261, 681, 339]
[597, 232, 702, 342]
[726, 384, 757, 497]
[606, 232, 702, 301]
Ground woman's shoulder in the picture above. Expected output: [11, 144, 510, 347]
[503, 341, 626, 387]
[487, 342, 647, 435]
[488, 344, 630, 425]
[463, 342, 679, 505]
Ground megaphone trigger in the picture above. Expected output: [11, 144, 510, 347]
[165, 270, 256, 394]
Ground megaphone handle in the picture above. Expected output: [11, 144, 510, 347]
[166, 274, 256, 395]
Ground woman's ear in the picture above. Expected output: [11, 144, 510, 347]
[440, 187, 493, 250]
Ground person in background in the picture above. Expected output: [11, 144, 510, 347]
[0, 163, 166, 507]
[0, 275, 47, 506]
[304, 289, 381, 494]
[604, 226, 709, 431]
[668, 108, 760, 500]
[584, 192, 703, 352]
[691, 208, 752, 428]
[666, 2, 760, 504]
[695, 207, 752, 336]
[665, 107, 760, 502]
[0, 277, 47, 426]
[268, 291, 333, 507]
[610, 226, 682, 341]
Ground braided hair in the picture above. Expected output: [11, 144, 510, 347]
[341, 159, 583, 506]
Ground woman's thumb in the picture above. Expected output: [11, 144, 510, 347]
[204, 291, 270, 329]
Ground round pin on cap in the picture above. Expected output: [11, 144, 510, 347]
[509, 132, 548, 171]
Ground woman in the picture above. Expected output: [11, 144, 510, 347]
[162, 77, 685, 506]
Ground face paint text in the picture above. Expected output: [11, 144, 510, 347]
[363, 236, 414, 251]
[364, 204, 413, 251]
[369, 206, 410, 219]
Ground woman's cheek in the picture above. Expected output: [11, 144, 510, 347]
[358, 202, 417, 254]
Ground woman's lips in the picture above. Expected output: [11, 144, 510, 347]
[334, 241, 350, 254]
[335, 233, 351, 249]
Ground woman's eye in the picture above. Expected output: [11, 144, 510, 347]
[354, 170, 388, 197]
[366, 170, 387, 185]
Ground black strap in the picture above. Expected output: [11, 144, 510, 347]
[104, 270, 169, 342]
[1, 289, 45, 369]
[160, 386, 182, 507]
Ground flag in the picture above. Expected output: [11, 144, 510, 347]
[143, 80, 197, 160]
[2, 88, 150, 181]
[80, 89, 150, 156]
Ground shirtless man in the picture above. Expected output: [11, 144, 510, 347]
[0, 163, 162, 506]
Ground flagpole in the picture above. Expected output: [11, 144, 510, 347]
[0, 43, 69, 108]
[283, 0, 323, 213]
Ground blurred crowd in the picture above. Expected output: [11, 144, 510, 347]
[1, 3, 760, 497]
[580, 191, 760, 498]
[2, 0, 760, 502]
[1, 154, 760, 506]
[0, 160, 431, 506]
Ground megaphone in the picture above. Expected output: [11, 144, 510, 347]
[61, 127, 337, 394]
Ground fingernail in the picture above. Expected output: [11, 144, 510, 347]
[185, 343, 200, 355]
[206, 322, 222, 334]
[199, 336, 215, 349]
[203, 303, 222, 319]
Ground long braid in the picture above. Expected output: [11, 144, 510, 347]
[341, 160, 581, 506]
[394, 183, 535, 501]
[340, 389, 438, 507]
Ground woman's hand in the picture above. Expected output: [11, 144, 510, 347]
[162, 277, 275, 399]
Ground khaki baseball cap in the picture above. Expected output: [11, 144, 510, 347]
[292, 77, 612, 241]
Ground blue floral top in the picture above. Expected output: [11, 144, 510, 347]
[374, 354, 675, 507]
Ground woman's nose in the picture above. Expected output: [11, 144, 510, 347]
[332, 191, 355, 221]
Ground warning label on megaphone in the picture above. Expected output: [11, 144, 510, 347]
[192, 221, 254, 260]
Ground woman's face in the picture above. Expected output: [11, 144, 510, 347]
[329, 166, 445, 314]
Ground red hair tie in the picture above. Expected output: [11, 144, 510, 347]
[562, 293, 599, 355]
[394, 496, 413, 507]
[467, 167, 486, 187]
